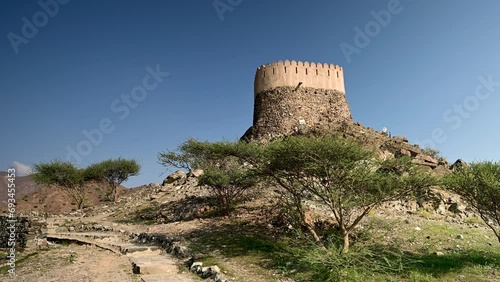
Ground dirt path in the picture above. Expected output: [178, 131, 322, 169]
[2, 244, 139, 282]
[43, 214, 200, 282]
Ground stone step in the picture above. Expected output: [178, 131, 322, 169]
[128, 251, 178, 274]
[111, 242, 161, 254]
[47, 230, 198, 281]
[140, 273, 199, 282]
[54, 231, 119, 236]
[47, 234, 122, 254]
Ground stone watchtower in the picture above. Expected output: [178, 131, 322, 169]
[242, 60, 353, 141]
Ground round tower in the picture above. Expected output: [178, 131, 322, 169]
[244, 60, 353, 140]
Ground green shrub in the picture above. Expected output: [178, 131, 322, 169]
[421, 147, 445, 162]
[443, 161, 500, 243]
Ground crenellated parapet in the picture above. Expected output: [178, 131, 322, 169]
[243, 60, 352, 141]
[254, 60, 345, 96]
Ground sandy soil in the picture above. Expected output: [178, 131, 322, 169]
[1, 244, 139, 282]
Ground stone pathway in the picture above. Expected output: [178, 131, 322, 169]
[46, 218, 199, 282]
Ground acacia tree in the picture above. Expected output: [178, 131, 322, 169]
[199, 159, 257, 215]
[443, 161, 500, 243]
[158, 140, 260, 215]
[159, 136, 437, 252]
[157, 138, 209, 173]
[32, 161, 87, 209]
[85, 158, 140, 203]
[260, 136, 436, 253]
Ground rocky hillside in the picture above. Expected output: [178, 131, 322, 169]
[0, 172, 129, 214]
[298, 121, 464, 173]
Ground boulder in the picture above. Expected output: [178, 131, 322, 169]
[190, 261, 203, 272]
[394, 136, 409, 143]
[412, 154, 439, 168]
[434, 164, 450, 174]
[379, 150, 394, 160]
[189, 169, 204, 178]
[398, 148, 412, 157]
[162, 170, 187, 186]
[148, 183, 161, 189]
[438, 159, 448, 166]
[450, 159, 468, 170]
[202, 265, 221, 279]
[147, 183, 162, 192]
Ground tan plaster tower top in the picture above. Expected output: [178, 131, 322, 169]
[254, 60, 345, 96]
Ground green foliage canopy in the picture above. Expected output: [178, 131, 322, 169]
[32, 160, 87, 209]
[260, 135, 437, 252]
[85, 158, 140, 202]
[444, 161, 500, 243]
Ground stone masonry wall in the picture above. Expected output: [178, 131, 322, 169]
[0, 215, 47, 249]
[248, 86, 353, 140]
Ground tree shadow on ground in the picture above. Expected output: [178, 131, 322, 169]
[183, 221, 500, 281]
[404, 250, 499, 277]
[118, 196, 229, 225]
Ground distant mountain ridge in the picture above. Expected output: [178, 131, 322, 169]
[0, 171, 43, 204]
[0, 171, 128, 214]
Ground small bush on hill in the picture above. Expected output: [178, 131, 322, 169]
[443, 161, 500, 243]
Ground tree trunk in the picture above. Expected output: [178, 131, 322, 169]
[494, 228, 500, 244]
[66, 188, 85, 210]
[305, 223, 322, 243]
[342, 230, 349, 253]
[77, 198, 84, 209]
[304, 223, 328, 250]
[113, 186, 119, 203]
[296, 201, 324, 248]
[106, 187, 114, 202]
[482, 216, 500, 244]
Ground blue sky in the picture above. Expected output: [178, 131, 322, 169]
[1, 0, 500, 187]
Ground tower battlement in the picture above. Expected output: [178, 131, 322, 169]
[244, 60, 352, 141]
[254, 60, 345, 96]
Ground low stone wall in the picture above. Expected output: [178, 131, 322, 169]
[0, 214, 47, 249]
[129, 232, 230, 282]
[129, 232, 188, 258]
